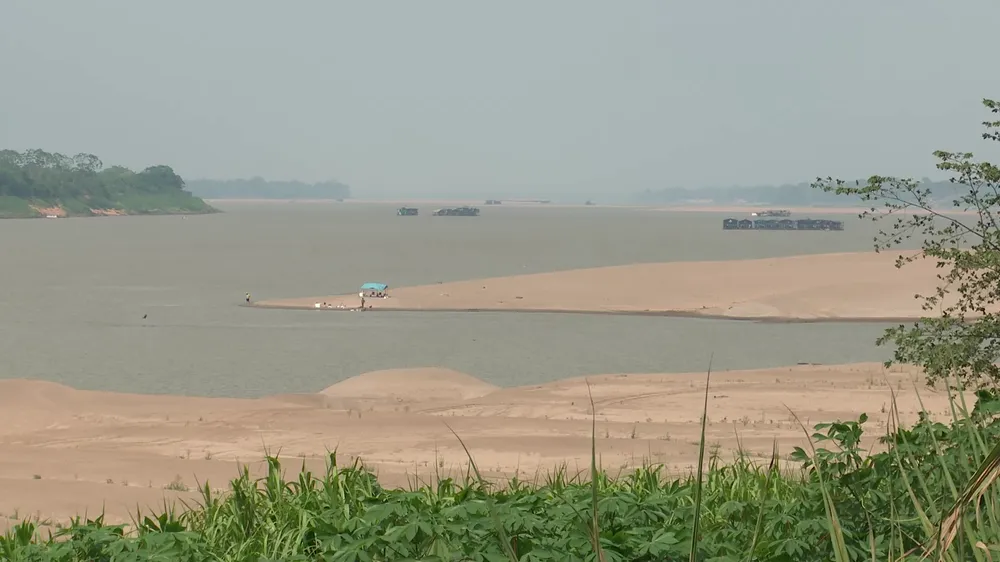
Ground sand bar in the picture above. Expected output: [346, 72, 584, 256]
[0, 363, 962, 528]
[257, 251, 956, 321]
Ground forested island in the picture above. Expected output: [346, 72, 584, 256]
[0, 149, 216, 218]
[186, 177, 351, 200]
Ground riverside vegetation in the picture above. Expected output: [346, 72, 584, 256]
[0, 149, 215, 218]
[4, 99, 1000, 561]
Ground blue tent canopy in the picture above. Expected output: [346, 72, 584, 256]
[360, 282, 388, 291]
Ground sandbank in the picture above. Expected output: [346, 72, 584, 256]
[256, 251, 956, 321]
[0, 363, 962, 528]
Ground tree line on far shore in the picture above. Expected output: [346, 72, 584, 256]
[0, 149, 214, 217]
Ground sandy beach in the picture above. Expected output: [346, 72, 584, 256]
[0, 362, 960, 530]
[256, 251, 955, 321]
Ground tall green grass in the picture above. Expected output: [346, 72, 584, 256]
[3, 373, 1000, 561]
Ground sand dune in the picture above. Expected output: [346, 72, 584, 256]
[321, 367, 498, 402]
[256, 251, 952, 320]
[0, 363, 962, 528]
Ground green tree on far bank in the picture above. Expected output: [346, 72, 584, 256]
[813, 97, 1000, 390]
[0, 149, 215, 218]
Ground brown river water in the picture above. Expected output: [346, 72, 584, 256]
[0, 202, 904, 397]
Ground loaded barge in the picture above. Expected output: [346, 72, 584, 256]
[432, 206, 480, 216]
[397, 207, 419, 216]
[750, 209, 791, 217]
[723, 218, 843, 231]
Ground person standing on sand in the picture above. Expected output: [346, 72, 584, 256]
[246, 292, 251, 304]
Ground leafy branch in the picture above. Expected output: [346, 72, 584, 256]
[812, 98, 1000, 390]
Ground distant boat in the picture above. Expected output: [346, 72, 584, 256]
[45, 215, 58, 219]
[750, 209, 791, 217]
[723, 217, 844, 231]
[432, 206, 480, 216]
[397, 207, 419, 216]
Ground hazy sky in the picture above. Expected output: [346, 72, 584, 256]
[2, 1, 998, 198]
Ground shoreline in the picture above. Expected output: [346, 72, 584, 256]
[206, 199, 977, 218]
[206, 199, 878, 214]
[208, 198, 627, 209]
[246, 302, 920, 324]
[0, 208, 220, 220]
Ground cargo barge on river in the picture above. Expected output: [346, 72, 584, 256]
[432, 206, 480, 216]
[750, 209, 791, 217]
[723, 218, 843, 231]
[397, 207, 418, 216]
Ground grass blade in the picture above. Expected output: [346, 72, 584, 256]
[690, 354, 713, 562]
[444, 423, 518, 562]
[743, 440, 779, 562]
[786, 405, 850, 562]
[585, 379, 608, 562]
[934, 438, 1000, 558]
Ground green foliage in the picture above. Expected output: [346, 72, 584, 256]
[811, 98, 1000, 391]
[186, 177, 352, 200]
[5, 397, 1000, 561]
[0, 149, 216, 218]
[0, 196, 37, 218]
